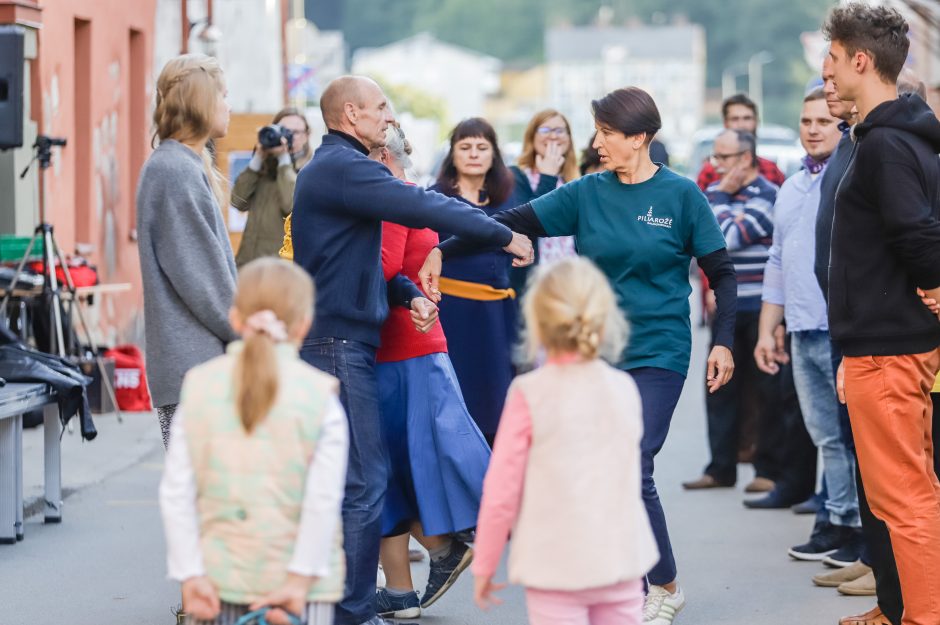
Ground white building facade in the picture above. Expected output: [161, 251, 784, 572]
[352, 32, 502, 124]
[546, 24, 706, 162]
[154, 0, 285, 113]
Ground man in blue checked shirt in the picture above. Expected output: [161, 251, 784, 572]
[683, 128, 782, 493]
[753, 88, 861, 567]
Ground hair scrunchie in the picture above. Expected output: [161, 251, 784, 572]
[243, 310, 288, 342]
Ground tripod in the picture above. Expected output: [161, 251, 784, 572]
[0, 136, 122, 422]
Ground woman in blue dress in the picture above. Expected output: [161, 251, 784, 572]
[430, 118, 518, 445]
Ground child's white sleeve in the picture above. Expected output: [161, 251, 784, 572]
[288, 395, 350, 577]
[158, 408, 206, 581]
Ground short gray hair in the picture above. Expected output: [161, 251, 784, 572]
[384, 125, 413, 170]
[717, 128, 758, 167]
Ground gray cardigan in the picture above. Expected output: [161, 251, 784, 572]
[136, 140, 238, 408]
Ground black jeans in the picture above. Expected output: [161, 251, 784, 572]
[705, 310, 787, 483]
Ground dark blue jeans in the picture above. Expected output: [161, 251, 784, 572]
[630, 366, 686, 586]
[301, 337, 387, 625]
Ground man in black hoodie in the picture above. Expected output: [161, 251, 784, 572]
[824, 4, 940, 624]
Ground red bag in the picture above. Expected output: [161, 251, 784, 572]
[103, 345, 153, 411]
[26, 260, 98, 287]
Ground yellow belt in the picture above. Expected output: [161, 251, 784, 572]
[438, 277, 516, 301]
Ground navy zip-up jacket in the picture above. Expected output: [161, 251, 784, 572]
[292, 131, 513, 346]
[814, 122, 854, 300]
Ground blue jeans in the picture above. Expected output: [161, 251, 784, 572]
[790, 331, 859, 528]
[301, 337, 387, 625]
[630, 366, 686, 586]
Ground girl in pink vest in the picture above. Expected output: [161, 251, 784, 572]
[160, 258, 348, 625]
[473, 257, 659, 625]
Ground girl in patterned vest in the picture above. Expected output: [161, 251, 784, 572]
[160, 258, 349, 625]
[472, 257, 659, 625]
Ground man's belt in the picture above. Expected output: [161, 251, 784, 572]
[437, 277, 516, 301]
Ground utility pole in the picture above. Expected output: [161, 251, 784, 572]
[748, 51, 774, 121]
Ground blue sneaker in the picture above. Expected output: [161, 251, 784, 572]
[375, 588, 421, 619]
[421, 541, 473, 608]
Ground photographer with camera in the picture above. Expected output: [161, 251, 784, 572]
[231, 107, 312, 266]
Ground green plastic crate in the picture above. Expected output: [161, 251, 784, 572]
[0, 235, 44, 262]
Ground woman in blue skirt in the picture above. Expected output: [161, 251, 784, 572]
[370, 126, 490, 619]
[430, 118, 519, 445]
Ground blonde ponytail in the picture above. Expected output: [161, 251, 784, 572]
[236, 331, 279, 433]
[232, 258, 315, 432]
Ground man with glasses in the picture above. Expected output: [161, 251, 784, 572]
[683, 128, 781, 492]
[696, 94, 786, 192]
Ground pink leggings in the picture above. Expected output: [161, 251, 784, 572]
[525, 579, 644, 625]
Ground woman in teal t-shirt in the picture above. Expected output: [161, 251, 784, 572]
[426, 87, 738, 623]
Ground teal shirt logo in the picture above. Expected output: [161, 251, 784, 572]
[637, 206, 673, 229]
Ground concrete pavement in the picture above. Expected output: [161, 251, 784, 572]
[0, 324, 875, 624]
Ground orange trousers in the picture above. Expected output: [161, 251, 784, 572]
[845, 349, 940, 625]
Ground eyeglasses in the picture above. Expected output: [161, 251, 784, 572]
[536, 126, 569, 137]
[709, 151, 745, 165]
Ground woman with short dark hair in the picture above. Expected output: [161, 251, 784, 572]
[425, 87, 738, 625]
[431, 118, 518, 445]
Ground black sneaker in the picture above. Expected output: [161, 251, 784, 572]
[788, 521, 844, 561]
[420, 541, 473, 608]
[376, 588, 421, 619]
[823, 528, 864, 568]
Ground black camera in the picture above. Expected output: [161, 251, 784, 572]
[258, 124, 294, 151]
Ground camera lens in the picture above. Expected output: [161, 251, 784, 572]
[258, 125, 282, 149]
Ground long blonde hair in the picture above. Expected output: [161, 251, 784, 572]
[517, 109, 580, 182]
[232, 258, 314, 433]
[153, 53, 227, 207]
[523, 257, 628, 362]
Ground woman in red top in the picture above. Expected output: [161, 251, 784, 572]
[371, 125, 490, 619]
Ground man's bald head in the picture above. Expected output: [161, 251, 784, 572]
[320, 76, 380, 128]
[320, 75, 394, 151]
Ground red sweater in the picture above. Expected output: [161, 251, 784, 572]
[377, 222, 448, 363]
[696, 156, 785, 191]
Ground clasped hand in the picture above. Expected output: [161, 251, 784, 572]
[182, 574, 313, 625]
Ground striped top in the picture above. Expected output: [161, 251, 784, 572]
[707, 175, 778, 312]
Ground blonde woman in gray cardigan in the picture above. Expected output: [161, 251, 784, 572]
[136, 53, 238, 448]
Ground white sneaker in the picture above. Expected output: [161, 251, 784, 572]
[644, 584, 685, 624]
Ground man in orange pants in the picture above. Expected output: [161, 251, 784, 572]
[823, 4, 940, 625]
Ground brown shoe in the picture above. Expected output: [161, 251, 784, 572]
[838, 571, 876, 596]
[682, 474, 734, 490]
[838, 606, 891, 625]
[744, 477, 775, 493]
[813, 561, 870, 587]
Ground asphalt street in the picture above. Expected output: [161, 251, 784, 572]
[0, 323, 874, 625]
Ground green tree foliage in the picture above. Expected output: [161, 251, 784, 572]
[336, 0, 835, 126]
